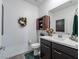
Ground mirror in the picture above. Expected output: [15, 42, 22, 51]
[48, 2, 78, 34]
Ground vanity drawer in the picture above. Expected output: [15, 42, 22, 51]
[52, 42, 78, 58]
[40, 38, 52, 47]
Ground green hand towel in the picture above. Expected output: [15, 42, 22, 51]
[72, 15, 78, 36]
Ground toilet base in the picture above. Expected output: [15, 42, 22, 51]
[34, 49, 39, 56]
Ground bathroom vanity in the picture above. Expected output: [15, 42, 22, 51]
[40, 36, 78, 59]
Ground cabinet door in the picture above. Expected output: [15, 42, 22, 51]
[44, 16, 50, 30]
[53, 49, 75, 59]
[41, 44, 51, 59]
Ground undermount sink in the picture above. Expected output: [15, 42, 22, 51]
[53, 37, 66, 40]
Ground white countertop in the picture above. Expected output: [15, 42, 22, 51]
[40, 36, 78, 49]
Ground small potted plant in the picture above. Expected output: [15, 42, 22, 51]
[45, 28, 54, 36]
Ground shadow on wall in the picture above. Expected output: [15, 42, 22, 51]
[9, 54, 26, 59]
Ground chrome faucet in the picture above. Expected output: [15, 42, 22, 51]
[58, 34, 62, 38]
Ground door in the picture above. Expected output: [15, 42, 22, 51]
[53, 49, 75, 59]
[41, 43, 51, 59]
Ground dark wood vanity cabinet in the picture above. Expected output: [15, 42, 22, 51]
[52, 43, 78, 59]
[40, 38, 52, 59]
[41, 44, 51, 59]
[53, 49, 75, 59]
[40, 38, 78, 59]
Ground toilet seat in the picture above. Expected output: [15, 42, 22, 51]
[31, 43, 40, 49]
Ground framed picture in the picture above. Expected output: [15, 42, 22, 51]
[56, 19, 65, 32]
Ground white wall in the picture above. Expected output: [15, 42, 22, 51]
[49, 4, 78, 34]
[2, 0, 39, 58]
[0, 0, 2, 48]
[39, 0, 70, 17]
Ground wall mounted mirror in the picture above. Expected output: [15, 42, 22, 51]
[48, 1, 78, 34]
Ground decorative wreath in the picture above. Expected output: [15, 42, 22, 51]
[18, 17, 27, 27]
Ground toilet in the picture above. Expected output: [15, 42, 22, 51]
[31, 43, 40, 56]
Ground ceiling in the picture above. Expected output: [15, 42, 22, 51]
[50, 0, 78, 13]
[24, 0, 48, 6]
[24, 0, 78, 7]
